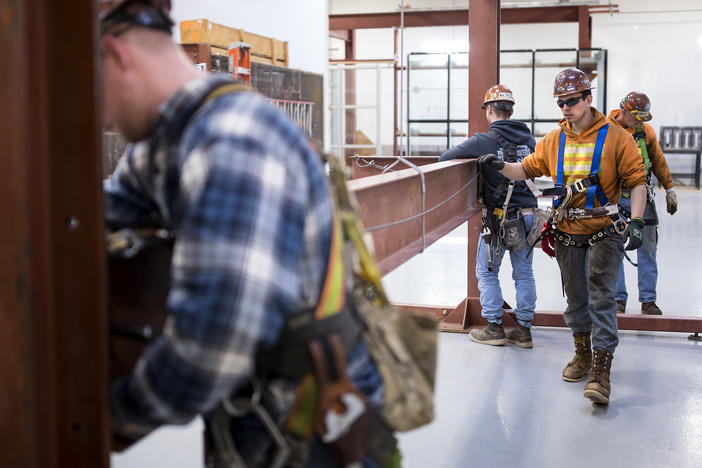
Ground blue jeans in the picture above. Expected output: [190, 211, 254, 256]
[615, 198, 658, 303]
[555, 235, 624, 352]
[476, 214, 536, 327]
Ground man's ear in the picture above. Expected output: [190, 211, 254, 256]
[101, 35, 130, 71]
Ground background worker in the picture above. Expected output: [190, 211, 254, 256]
[440, 85, 538, 348]
[100, 1, 394, 465]
[608, 92, 678, 315]
[478, 68, 646, 405]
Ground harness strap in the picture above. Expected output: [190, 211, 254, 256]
[542, 173, 600, 198]
[485, 130, 536, 208]
[554, 125, 610, 210]
[555, 131, 566, 207]
[586, 124, 609, 210]
[634, 124, 651, 174]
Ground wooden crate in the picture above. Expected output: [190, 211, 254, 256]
[180, 19, 288, 67]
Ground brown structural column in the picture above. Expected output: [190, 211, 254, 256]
[578, 6, 592, 50]
[467, 0, 500, 310]
[468, 0, 500, 136]
[345, 29, 357, 161]
[393, 27, 399, 156]
[0, 1, 109, 467]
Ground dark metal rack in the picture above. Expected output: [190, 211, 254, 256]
[406, 48, 608, 155]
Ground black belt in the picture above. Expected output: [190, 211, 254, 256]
[553, 224, 622, 249]
[256, 300, 363, 379]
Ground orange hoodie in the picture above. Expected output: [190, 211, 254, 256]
[522, 108, 646, 235]
[607, 109, 674, 190]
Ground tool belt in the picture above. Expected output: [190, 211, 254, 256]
[550, 223, 623, 249]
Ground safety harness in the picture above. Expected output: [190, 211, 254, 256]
[621, 123, 657, 216]
[480, 131, 535, 270]
[537, 124, 627, 250]
[181, 83, 392, 468]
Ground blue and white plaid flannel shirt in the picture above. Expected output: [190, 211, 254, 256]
[105, 74, 383, 445]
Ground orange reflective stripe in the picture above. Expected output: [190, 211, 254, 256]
[314, 209, 345, 319]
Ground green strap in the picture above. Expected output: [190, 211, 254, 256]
[635, 124, 651, 174]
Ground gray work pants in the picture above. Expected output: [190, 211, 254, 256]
[555, 235, 624, 352]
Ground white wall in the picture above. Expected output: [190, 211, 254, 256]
[349, 0, 702, 154]
[593, 0, 702, 127]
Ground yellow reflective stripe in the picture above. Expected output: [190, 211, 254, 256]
[202, 83, 249, 103]
[562, 141, 598, 183]
[314, 207, 345, 319]
[284, 373, 317, 438]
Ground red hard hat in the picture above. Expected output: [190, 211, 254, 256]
[553, 68, 594, 97]
[620, 91, 652, 122]
[482, 84, 515, 109]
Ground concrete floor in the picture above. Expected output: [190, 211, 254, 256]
[113, 187, 702, 467]
[388, 187, 702, 468]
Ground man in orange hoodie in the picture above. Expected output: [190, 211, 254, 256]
[478, 68, 647, 405]
[608, 92, 678, 316]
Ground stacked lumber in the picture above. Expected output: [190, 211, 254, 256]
[180, 19, 288, 67]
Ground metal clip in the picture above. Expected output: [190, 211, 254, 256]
[573, 178, 587, 193]
[613, 217, 627, 235]
[220, 380, 291, 468]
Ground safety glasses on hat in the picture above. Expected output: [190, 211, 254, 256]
[556, 95, 583, 108]
[624, 106, 652, 122]
[619, 91, 652, 122]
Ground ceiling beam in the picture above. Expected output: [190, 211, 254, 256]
[329, 29, 351, 42]
[329, 6, 582, 30]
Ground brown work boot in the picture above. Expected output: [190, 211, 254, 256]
[641, 302, 662, 315]
[506, 323, 533, 348]
[616, 300, 626, 314]
[469, 322, 507, 346]
[584, 349, 613, 404]
[562, 332, 592, 382]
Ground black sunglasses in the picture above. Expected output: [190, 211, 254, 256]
[556, 96, 584, 108]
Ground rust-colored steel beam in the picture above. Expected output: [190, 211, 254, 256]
[329, 6, 582, 30]
[469, 0, 500, 136]
[0, 1, 109, 467]
[578, 6, 592, 50]
[349, 160, 480, 275]
[345, 29, 357, 158]
[526, 311, 702, 333]
[398, 303, 702, 335]
[329, 29, 351, 41]
[349, 156, 439, 178]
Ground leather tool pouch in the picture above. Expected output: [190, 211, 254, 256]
[501, 209, 528, 251]
[309, 334, 369, 466]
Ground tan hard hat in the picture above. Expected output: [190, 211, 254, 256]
[553, 68, 594, 97]
[482, 84, 515, 109]
[620, 91, 652, 122]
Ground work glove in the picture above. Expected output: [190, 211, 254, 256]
[476, 153, 505, 171]
[666, 189, 678, 215]
[624, 217, 644, 251]
[540, 222, 555, 258]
